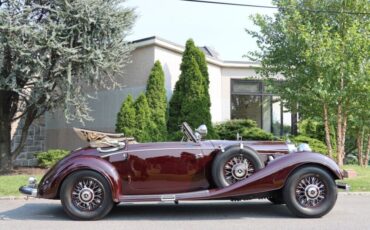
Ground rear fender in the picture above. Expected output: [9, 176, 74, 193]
[38, 156, 122, 202]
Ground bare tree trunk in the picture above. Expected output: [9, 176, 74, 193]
[357, 130, 364, 167]
[365, 136, 370, 168]
[0, 90, 13, 173]
[341, 111, 348, 165]
[337, 104, 344, 166]
[323, 104, 333, 159]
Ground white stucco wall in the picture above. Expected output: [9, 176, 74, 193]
[44, 37, 264, 150]
[46, 44, 156, 149]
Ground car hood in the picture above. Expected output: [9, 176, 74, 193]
[209, 140, 289, 154]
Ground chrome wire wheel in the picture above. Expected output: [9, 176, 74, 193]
[295, 176, 326, 208]
[223, 154, 255, 185]
[71, 178, 104, 211]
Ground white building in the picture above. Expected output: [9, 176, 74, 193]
[43, 36, 294, 151]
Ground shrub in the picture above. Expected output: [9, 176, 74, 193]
[241, 127, 275, 140]
[168, 39, 217, 139]
[215, 119, 275, 140]
[36, 149, 69, 168]
[291, 135, 328, 155]
[116, 94, 136, 136]
[135, 93, 155, 142]
[146, 61, 167, 141]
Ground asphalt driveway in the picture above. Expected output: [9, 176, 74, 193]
[0, 193, 369, 230]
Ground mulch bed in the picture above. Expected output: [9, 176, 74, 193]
[0, 167, 48, 176]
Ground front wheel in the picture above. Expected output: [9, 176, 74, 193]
[283, 167, 337, 218]
[60, 170, 114, 220]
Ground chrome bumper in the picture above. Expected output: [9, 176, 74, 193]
[19, 177, 38, 197]
[336, 182, 350, 191]
[19, 186, 38, 197]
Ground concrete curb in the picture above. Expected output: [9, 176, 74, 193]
[339, 192, 370, 196]
[0, 196, 36, 200]
[1, 192, 370, 200]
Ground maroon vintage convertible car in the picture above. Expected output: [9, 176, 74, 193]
[20, 122, 348, 220]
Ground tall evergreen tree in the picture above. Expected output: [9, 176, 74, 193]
[146, 61, 167, 141]
[168, 39, 217, 139]
[115, 94, 136, 137]
[134, 94, 153, 142]
[193, 47, 216, 138]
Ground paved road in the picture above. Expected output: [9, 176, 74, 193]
[0, 193, 369, 230]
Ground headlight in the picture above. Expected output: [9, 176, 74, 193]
[287, 143, 297, 153]
[297, 143, 312, 152]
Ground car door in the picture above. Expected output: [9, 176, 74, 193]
[123, 142, 208, 195]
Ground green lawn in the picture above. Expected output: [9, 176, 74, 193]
[0, 165, 369, 196]
[341, 165, 370, 192]
[0, 174, 43, 196]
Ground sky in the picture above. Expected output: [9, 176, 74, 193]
[125, 0, 277, 61]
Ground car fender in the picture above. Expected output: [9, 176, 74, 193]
[206, 152, 342, 199]
[38, 155, 122, 202]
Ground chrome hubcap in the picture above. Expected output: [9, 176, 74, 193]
[72, 178, 104, 211]
[224, 155, 255, 185]
[296, 176, 326, 207]
[80, 188, 94, 202]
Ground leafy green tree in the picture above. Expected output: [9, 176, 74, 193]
[168, 39, 217, 139]
[134, 94, 154, 142]
[145, 61, 167, 141]
[247, 0, 369, 166]
[0, 0, 136, 172]
[116, 94, 136, 137]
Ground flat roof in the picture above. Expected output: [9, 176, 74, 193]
[132, 36, 261, 68]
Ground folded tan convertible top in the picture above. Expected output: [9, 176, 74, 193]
[73, 127, 136, 148]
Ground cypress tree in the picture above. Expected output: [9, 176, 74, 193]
[193, 47, 216, 138]
[134, 93, 153, 142]
[115, 94, 136, 137]
[168, 39, 217, 139]
[146, 61, 167, 141]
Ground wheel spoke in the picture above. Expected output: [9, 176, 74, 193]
[71, 177, 104, 212]
[295, 175, 327, 208]
[223, 155, 255, 185]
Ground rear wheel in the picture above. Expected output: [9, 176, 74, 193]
[60, 170, 114, 220]
[212, 147, 263, 188]
[283, 167, 337, 218]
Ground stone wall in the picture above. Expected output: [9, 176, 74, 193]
[11, 116, 45, 167]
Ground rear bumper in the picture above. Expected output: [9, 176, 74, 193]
[336, 182, 350, 191]
[19, 186, 38, 197]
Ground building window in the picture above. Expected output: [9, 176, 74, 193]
[230, 79, 294, 136]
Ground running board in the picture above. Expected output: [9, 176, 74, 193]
[119, 190, 210, 202]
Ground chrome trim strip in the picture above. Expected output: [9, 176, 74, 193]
[100, 147, 217, 158]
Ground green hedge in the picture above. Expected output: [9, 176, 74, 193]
[36, 149, 69, 168]
[215, 119, 275, 140]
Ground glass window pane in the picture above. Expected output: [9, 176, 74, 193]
[231, 95, 262, 127]
[262, 96, 271, 132]
[283, 107, 292, 135]
[272, 96, 282, 136]
[232, 82, 260, 93]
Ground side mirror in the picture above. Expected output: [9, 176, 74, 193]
[195, 124, 208, 140]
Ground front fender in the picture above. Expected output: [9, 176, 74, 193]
[38, 155, 121, 202]
[207, 152, 342, 199]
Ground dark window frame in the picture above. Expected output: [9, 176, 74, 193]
[230, 79, 294, 136]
